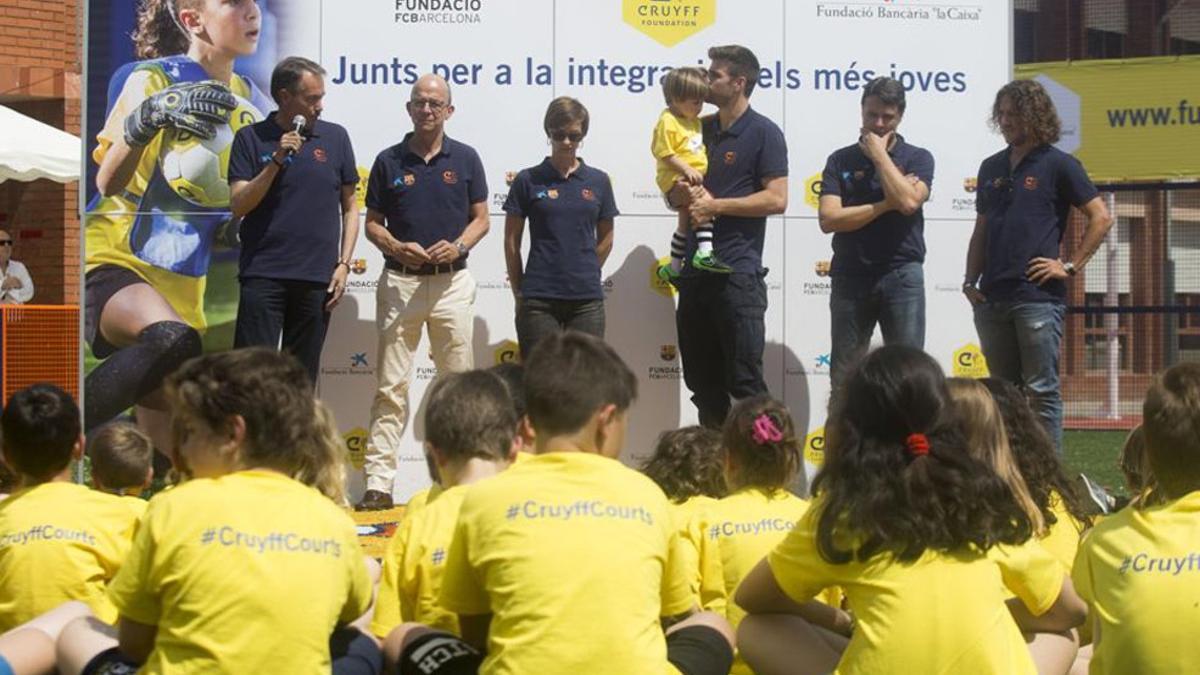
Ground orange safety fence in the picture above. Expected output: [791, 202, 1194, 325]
[1, 305, 79, 404]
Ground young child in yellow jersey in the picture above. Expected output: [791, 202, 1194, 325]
[640, 425, 728, 603]
[373, 370, 518, 671]
[56, 349, 377, 675]
[693, 395, 837, 675]
[1072, 362, 1200, 675]
[87, 422, 154, 519]
[652, 67, 731, 280]
[736, 346, 1086, 675]
[0, 385, 142, 633]
[434, 331, 734, 675]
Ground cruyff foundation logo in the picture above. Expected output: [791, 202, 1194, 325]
[952, 343, 990, 378]
[650, 256, 678, 298]
[804, 426, 825, 467]
[494, 339, 520, 364]
[622, 0, 716, 48]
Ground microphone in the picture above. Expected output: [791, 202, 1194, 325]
[288, 114, 306, 155]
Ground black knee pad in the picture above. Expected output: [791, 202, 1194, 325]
[136, 321, 202, 395]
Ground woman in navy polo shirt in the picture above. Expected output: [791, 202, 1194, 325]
[503, 97, 619, 358]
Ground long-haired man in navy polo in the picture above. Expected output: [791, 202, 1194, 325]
[669, 45, 788, 428]
[359, 74, 490, 510]
[818, 77, 934, 388]
[229, 57, 360, 384]
[964, 79, 1112, 451]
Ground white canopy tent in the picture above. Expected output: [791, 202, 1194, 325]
[0, 104, 80, 183]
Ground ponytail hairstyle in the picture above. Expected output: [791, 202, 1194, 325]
[165, 348, 348, 504]
[813, 346, 1034, 564]
[980, 378, 1093, 526]
[133, 0, 200, 60]
[722, 395, 802, 494]
[947, 378, 1045, 535]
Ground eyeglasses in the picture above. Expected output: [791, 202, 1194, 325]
[0, 241, 12, 246]
[551, 131, 584, 143]
[410, 99, 447, 112]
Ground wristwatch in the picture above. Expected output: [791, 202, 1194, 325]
[1063, 261, 1077, 276]
[455, 240, 469, 258]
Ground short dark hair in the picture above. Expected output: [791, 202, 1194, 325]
[524, 332, 637, 437]
[1, 384, 80, 482]
[87, 422, 153, 491]
[708, 45, 760, 97]
[425, 370, 516, 462]
[1142, 363, 1200, 496]
[488, 362, 526, 421]
[270, 56, 326, 104]
[543, 96, 590, 137]
[862, 77, 906, 115]
[641, 426, 726, 502]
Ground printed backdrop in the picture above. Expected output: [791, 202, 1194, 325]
[86, 0, 1011, 502]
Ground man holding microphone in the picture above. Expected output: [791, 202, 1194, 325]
[229, 56, 360, 383]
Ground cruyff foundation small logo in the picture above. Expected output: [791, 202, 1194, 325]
[622, 0, 716, 47]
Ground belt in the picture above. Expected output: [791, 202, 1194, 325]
[384, 259, 466, 276]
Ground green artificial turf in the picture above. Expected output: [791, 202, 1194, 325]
[1062, 430, 1129, 498]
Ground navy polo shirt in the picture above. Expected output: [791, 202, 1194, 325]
[976, 144, 1098, 303]
[503, 158, 618, 301]
[365, 133, 487, 252]
[821, 135, 935, 275]
[228, 114, 358, 283]
[682, 107, 788, 276]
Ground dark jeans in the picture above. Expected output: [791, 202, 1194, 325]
[974, 300, 1065, 451]
[829, 262, 926, 387]
[233, 277, 331, 384]
[515, 297, 605, 359]
[675, 272, 768, 428]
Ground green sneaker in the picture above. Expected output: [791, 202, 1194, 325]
[692, 250, 733, 273]
[656, 262, 680, 283]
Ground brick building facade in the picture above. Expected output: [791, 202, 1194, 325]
[0, 0, 81, 305]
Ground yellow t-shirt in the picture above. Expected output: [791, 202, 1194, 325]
[768, 504, 1063, 674]
[0, 482, 141, 630]
[108, 470, 372, 674]
[669, 494, 716, 605]
[1072, 490, 1200, 675]
[372, 484, 469, 639]
[694, 488, 811, 675]
[1040, 491, 1085, 571]
[88, 62, 263, 331]
[404, 483, 444, 516]
[651, 108, 707, 195]
[440, 452, 693, 675]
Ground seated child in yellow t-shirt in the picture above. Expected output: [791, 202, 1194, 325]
[652, 66, 731, 280]
[693, 395, 842, 675]
[640, 425, 727, 602]
[393, 333, 735, 675]
[735, 346, 1086, 675]
[0, 385, 142, 633]
[373, 370, 518, 666]
[55, 349, 376, 675]
[1072, 363, 1200, 675]
[87, 422, 154, 520]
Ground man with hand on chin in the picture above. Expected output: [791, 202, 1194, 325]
[817, 77, 934, 387]
[965, 79, 1112, 451]
[359, 73, 489, 511]
[229, 56, 360, 385]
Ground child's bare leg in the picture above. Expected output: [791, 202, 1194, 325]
[739, 613, 847, 675]
[1068, 643, 1092, 675]
[1025, 629, 1079, 675]
[0, 601, 93, 675]
[664, 611, 736, 675]
[55, 616, 119, 675]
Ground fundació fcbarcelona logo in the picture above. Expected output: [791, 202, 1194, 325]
[622, 0, 716, 47]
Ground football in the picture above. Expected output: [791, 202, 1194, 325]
[158, 94, 264, 207]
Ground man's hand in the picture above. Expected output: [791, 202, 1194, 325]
[124, 80, 236, 147]
[326, 264, 349, 310]
[1, 276, 23, 290]
[426, 240, 462, 265]
[858, 129, 892, 163]
[688, 187, 718, 224]
[1026, 257, 1070, 286]
[274, 131, 303, 162]
[392, 241, 431, 267]
[963, 284, 986, 306]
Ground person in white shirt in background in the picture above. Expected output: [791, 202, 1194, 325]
[0, 230, 33, 304]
